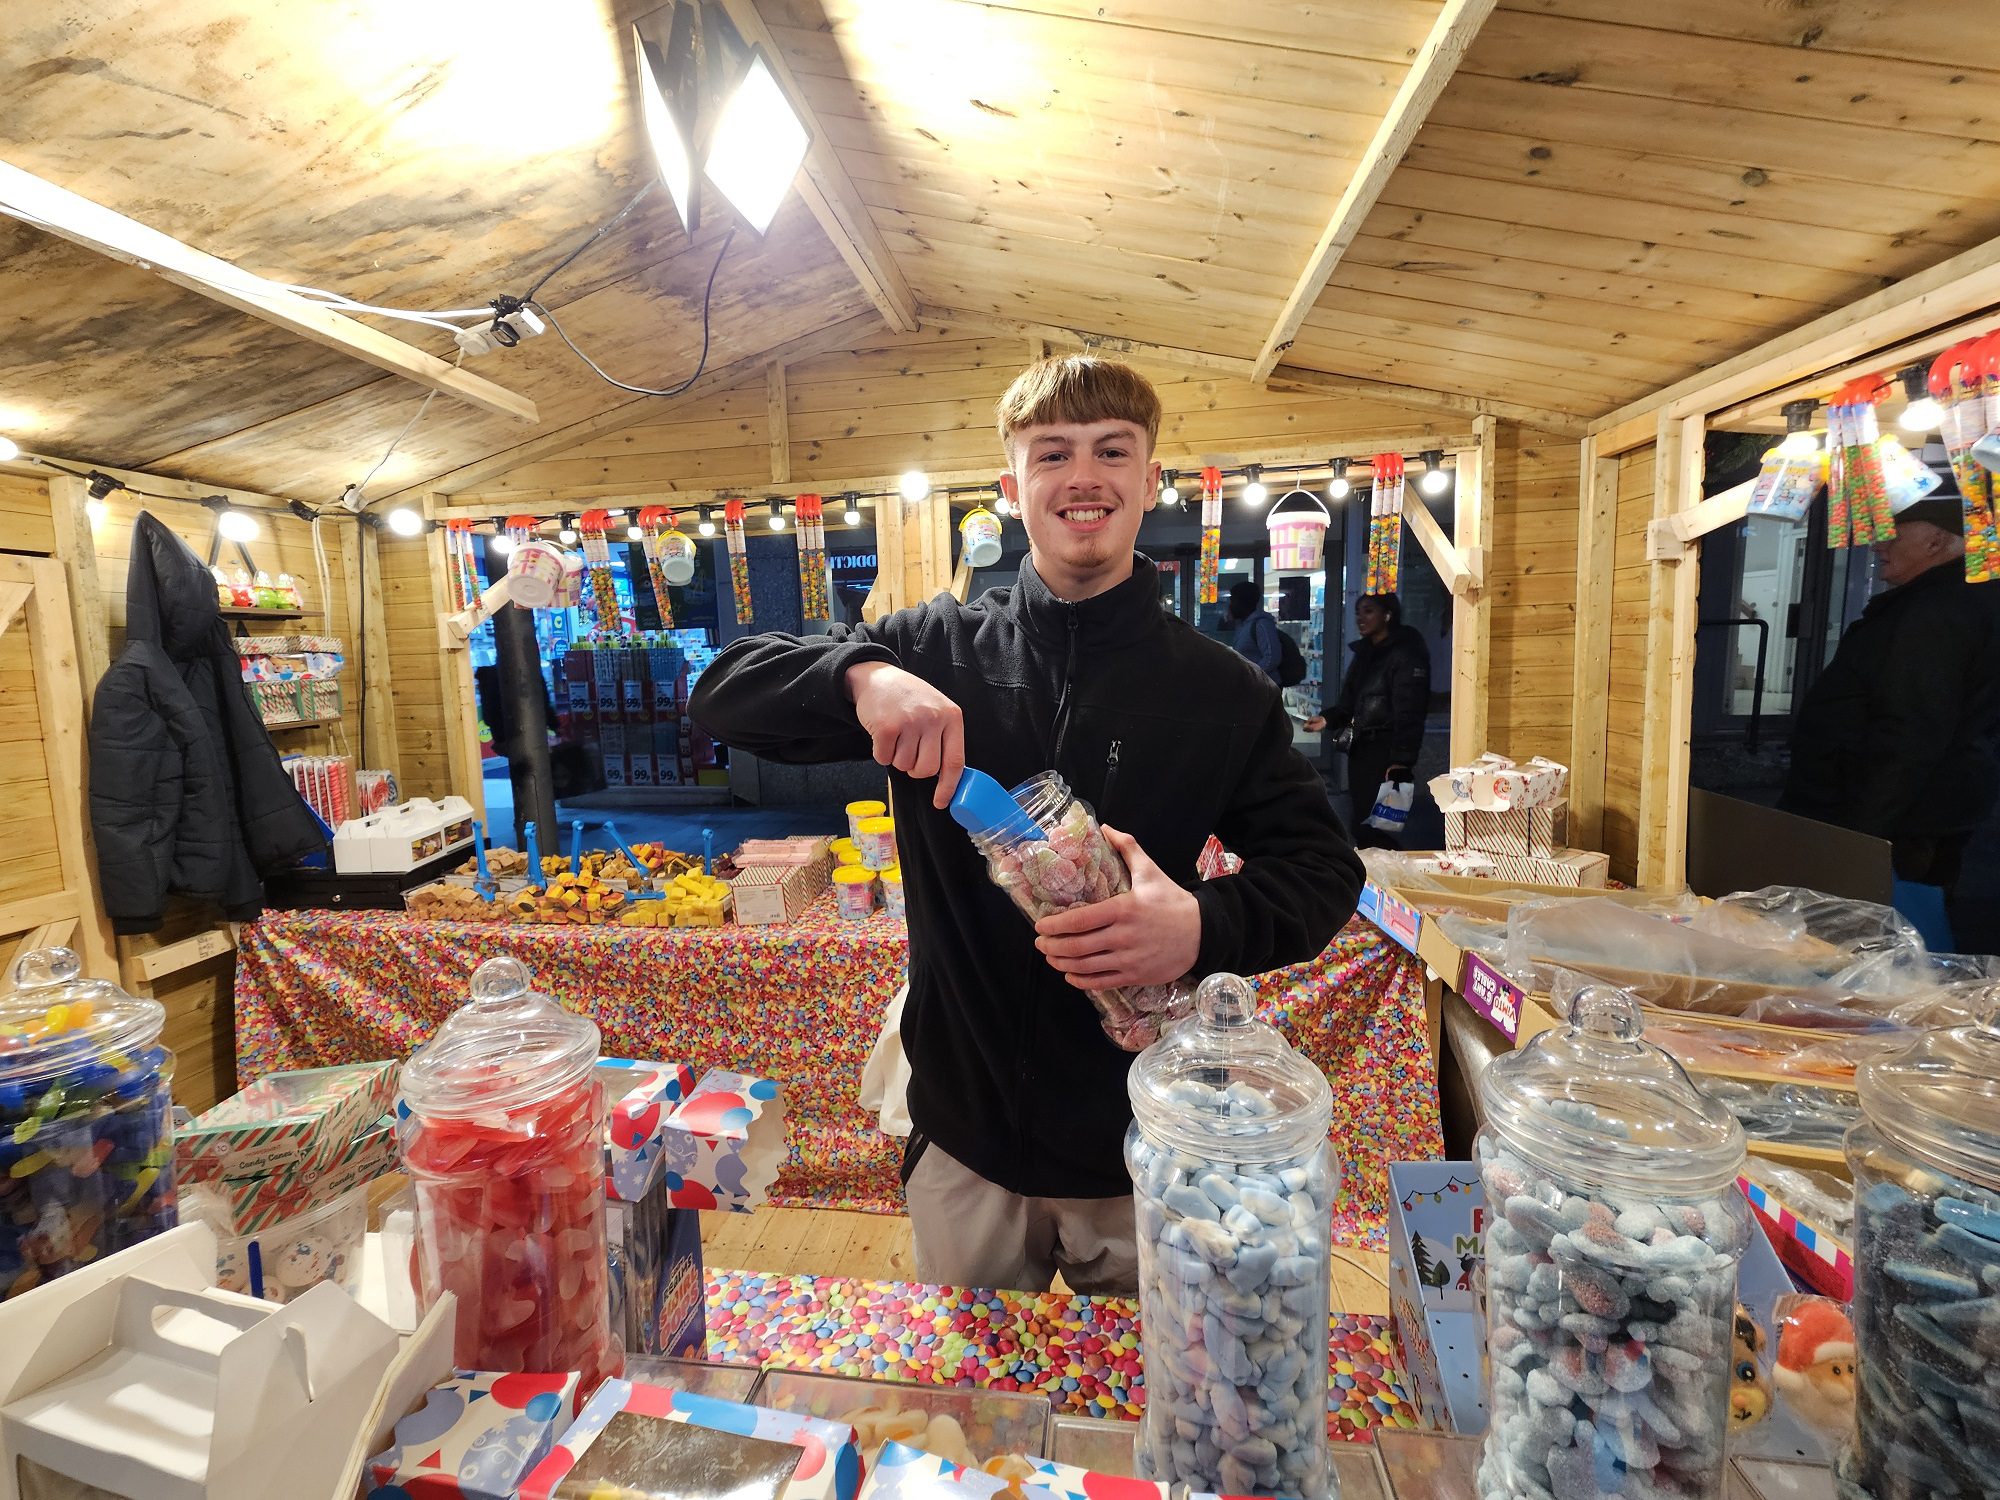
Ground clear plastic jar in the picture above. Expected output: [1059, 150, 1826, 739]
[398, 956, 620, 1388]
[833, 865, 877, 919]
[1841, 1016, 2000, 1500]
[846, 800, 886, 843]
[880, 865, 906, 920]
[857, 815, 898, 871]
[1475, 987, 1749, 1500]
[1126, 972, 1336, 1500]
[0, 947, 177, 1299]
[958, 770, 1189, 1051]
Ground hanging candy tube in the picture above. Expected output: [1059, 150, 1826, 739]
[444, 519, 479, 612]
[1967, 335, 2000, 582]
[795, 494, 830, 621]
[1367, 453, 1404, 594]
[722, 497, 754, 625]
[576, 509, 621, 637]
[1197, 466, 1222, 605]
[635, 505, 677, 629]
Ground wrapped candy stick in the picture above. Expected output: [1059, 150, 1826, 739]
[795, 494, 830, 620]
[575, 509, 621, 637]
[1966, 333, 2000, 582]
[1198, 467, 1222, 605]
[722, 497, 753, 625]
[1367, 452, 1404, 594]
[634, 505, 679, 629]
[443, 518, 480, 612]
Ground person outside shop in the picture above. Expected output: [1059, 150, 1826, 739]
[690, 356, 1362, 1295]
[1305, 593, 1430, 848]
[1781, 498, 2000, 941]
[1226, 579, 1283, 682]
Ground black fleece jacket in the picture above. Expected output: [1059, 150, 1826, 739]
[689, 554, 1362, 1198]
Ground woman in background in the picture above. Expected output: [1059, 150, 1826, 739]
[1307, 592, 1429, 847]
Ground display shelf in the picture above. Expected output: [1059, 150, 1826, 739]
[220, 605, 322, 620]
[263, 716, 339, 731]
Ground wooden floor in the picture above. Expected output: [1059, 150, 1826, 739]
[700, 1208, 1393, 1316]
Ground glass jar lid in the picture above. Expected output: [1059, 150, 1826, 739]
[0, 947, 165, 1089]
[398, 956, 600, 1119]
[1857, 1017, 2000, 1190]
[1128, 972, 1333, 1160]
[1478, 986, 1745, 1196]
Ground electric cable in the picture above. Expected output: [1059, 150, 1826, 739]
[519, 181, 656, 307]
[350, 349, 466, 501]
[528, 226, 733, 397]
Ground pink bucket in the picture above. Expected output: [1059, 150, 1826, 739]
[1266, 489, 1330, 570]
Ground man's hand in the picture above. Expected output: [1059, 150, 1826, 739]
[1033, 826, 1201, 990]
[845, 661, 965, 808]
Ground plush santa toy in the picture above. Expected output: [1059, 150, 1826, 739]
[1774, 1296, 1858, 1438]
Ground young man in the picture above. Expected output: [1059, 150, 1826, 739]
[689, 356, 1363, 1294]
[1308, 593, 1430, 848]
[1226, 579, 1284, 683]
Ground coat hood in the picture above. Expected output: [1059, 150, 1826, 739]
[125, 512, 226, 659]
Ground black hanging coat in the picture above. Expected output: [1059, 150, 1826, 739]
[88, 513, 326, 933]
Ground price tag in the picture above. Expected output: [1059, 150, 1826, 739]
[1461, 952, 1524, 1040]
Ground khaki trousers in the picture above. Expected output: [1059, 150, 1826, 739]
[905, 1142, 1139, 1295]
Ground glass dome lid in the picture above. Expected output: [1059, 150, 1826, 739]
[398, 956, 599, 1119]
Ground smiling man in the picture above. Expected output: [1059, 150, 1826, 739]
[689, 355, 1362, 1292]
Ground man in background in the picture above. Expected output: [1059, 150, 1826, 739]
[1225, 579, 1283, 682]
[1782, 498, 2000, 942]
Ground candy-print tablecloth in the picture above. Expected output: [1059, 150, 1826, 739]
[233, 904, 1439, 1242]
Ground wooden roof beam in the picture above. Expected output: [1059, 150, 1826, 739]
[0, 159, 538, 426]
[404, 312, 883, 498]
[1249, 0, 1498, 384]
[715, 0, 919, 334]
[1268, 365, 1588, 438]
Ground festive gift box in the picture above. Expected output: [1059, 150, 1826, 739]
[1444, 798, 1569, 859]
[366, 1369, 582, 1500]
[1385, 1162, 1489, 1436]
[1429, 753, 1568, 814]
[522, 1379, 861, 1500]
[856, 1442, 1022, 1500]
[599, 1059, 700, 1203]
[185, 1113, 399, 1238]
[661, 1070, 786, 1213]
[1028, 1457, 1164, 1500]
[175, 1062, 398, 1184]
[731, 863, 823, 925]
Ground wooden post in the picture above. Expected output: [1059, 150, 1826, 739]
[45, 475, 110, 710]
[1448, 417, 1495, 766]
[425, 498, 487, 823]
[767, 363, 790, 484]
[1636, 414, 1705, 888]
[339, 520, 403, 780]
[1568, 437, 1618, 851]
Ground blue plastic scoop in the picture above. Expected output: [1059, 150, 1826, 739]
[947, 768, 1044, 843]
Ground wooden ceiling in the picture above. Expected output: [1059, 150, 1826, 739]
[4, 0, 1999, 499]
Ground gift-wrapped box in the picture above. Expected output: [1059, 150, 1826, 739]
[600, 1059, 699, 1203]
[183, 1113, 398, 1238]
[730, 863, 825, 925]
[176, 1062, 397, 1184]
[1445, 798, 1569, 859]
[523, 1380, 860, 1500]
[367, 1369, 581, 1500]
[1429, 753, 1568, 814]
[1029, 1457, 1166, 1500]
[660, 1070, 785, 1213]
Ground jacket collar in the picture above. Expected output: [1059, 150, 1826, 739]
[1012, 553, 1162, 651]
[1865, 557, 1960, 617]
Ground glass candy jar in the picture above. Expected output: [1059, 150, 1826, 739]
[953, 769, 1189, 1051]
[0, 947, 177, 1299]
[1841, 1016, 2000, 1500]
[1126, 971, 1337, 1500]
[398, 956, 620, 1388]
[1475, 987, 1749, 1500]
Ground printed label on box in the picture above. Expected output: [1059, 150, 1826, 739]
[1358, 882, 1422, 954]
[1460, 954, 1523, 1041]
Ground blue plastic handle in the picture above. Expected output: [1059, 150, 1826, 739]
[703, 827, 715, 876]
[524, 820, 542, 886]
[947, 768, 1043, 843]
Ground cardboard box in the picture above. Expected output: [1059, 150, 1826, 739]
[188, 1113, 399, 1238]
[730, 863, 822, 925]
[599, 1060, 700, 1203]
[660, 1070, 785, 1213]
[605, 1195, 705, 1359]
[1385, 1162, 1489, 1436]
[522, 1380, 861, 1500]
[176, 1062, 398, 1186]
[366, 1369, 581, 1500]
[0, 1225, 403, 1500]
[1429, 846, 1608, 888]
[1028, 1458, 1165, 1500]
[1429, 753, 1568, 813]
[1445, 798, 1569, 860]
[856, 1442, 1028, 1500]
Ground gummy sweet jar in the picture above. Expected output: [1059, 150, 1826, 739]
[398, 956, 621, 1389]
[958, 770, 1188, 1051]
[1840, 1015, 2000, 1500]
[0, 947, 178, 1300]
[1474, 987, 1749, 1500]
[1126, 971, 1337, 1500]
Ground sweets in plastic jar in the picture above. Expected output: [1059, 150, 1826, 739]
[832, 865, 877, 920]
[845, 802, 885, 843]
[879, 865, 906, 920]
[856, 816, 898, 872]
[399, 957, 621, 1390]
[0, 947, 178, 1300]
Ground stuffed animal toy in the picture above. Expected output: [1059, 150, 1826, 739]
[1774, 1296, 1857, 1438]
[1730, 1304, 1773, 1429]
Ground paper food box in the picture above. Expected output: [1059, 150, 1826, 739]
[1429, 846, 1608, 888]
[1029, 1457, 1165, 1500]
[521, 1380, 860, 1500]
[661, 1069, 785, 1213]
[366, 1369, 582, 1500]
[1385, 1161, 1489, 1436]
[1429, 753, 1568, 814]
[600, 1059, 700, 1203]
[183, 1112, 399, 1238]
[176, 1061, 398, 1185]
[1445, 798, 1569, 860]
[597, 1060, 706, 1359]
[0, 1224, 401, 1500]
[731, 863, 824, 925]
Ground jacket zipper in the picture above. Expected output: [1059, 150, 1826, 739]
[1103, 738, 1122, 817]
[1047, 604, 1082, 770]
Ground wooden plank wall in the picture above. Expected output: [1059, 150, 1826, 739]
[0, 576, 62, 918]
[381, 532, 456, 798]
[1485, 424, 1578, 763]
[1599, 447, 1657, 883]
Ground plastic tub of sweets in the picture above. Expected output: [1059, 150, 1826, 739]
[856, 815, 898, 871]
[754, 1369, 1051, 1473]
[845, 800, 886, 843]
[188, 1181, 370, 1304]
[880, 865, 905, 919]
[832, 865, 877, 920]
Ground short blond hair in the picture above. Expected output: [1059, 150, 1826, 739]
[995, 355, 1162, 458]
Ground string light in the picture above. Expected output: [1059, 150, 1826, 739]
[491, 532, 517, 556]
[1327, 458, 1350, 501]
[767, 497, 786, 530]
[626, 521, 645, 541]
[558, 514, 579, 545]
[386, 506, 425, 537]
[0, 436, 17, 462]
[843, 494, 862, 526]
[1241, 465, 1267, 506]
[1898, 364, 1943, 433]
[1777, 400, 1820, 459]
[697, 506, 716, 537]
[899, 469, 931, 502]
[1159, 469, 1180, 505]
[1419, 450, 1450, 496]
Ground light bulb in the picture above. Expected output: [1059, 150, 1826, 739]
[1160, 482, 1179, 505]
[0, 436, 17, 462]
[216, 507, 260, 542]
[627, 523, 645, 541]
[1777, 429, 1820, 459]
[491, 534, 517, 556]
[843, 504, 861, 526]
[1242, 479, 1267, 506]
[558, 526, 578, 545]
[1327, 475, 1350, 501]
[994, 496, 1013, 517]
[1900, 395, 1944, 432]
[899, 469, 931, 502]
[1420, 467, 1450, 496]
[386, 506, 424, 537]
[697, 515, 716, 537]
[606, 508, 627, 518]
[85, 498, 107, 524]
